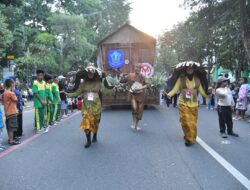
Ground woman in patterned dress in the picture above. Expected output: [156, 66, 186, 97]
[66, 63, 113, 148]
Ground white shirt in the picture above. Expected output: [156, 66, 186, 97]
[216, 87, 234, 106]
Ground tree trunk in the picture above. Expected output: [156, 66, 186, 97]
[240, 0, 250, 64]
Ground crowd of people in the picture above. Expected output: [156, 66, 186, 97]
[1, 61, 250, 150]
[0, 71, 83, 150]
[203, 76, 250, 124]
[0, 62, 149, 150]
[163, 67, 250, 144]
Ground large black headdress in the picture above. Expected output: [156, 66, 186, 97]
[167, 61, 208, 93]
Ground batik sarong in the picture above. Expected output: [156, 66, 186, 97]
[179, 104, 198, 143]
[80, 113, 101, 133]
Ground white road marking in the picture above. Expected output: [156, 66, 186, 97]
[197, 137, 250, 189]
[158, 106, 250, 189]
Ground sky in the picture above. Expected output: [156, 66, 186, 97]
[129, 0, 190, 37]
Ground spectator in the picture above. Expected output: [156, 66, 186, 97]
[58, 75, 67, 119]
[72, 98, 77, 109]
[77, 97, 83, 110]
[0, 92, 5, 150]
[11, 77, 24, 138]
[27, 87, 33, 101]
[216, 76, 238, 138]
[22, 90, 28, 102]
[3, 79, 20, 145]
[67, 98, 74, 113]
[207, 84, 215, 110]
[45, 74, 54, 131]
[32, 70, 46, 132]
[52, 75, 61, 123]
[231, 82, 239, 112]
[234, 77, 250, 120]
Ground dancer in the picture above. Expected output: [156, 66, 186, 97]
[120, 63, 149, 131]
[166, 61, 209, 146]
[66, 63, 113, 148]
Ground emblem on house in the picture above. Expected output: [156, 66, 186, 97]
[108, 50, 124, 69]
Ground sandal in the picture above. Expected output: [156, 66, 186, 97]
[8, 140, 21, 145]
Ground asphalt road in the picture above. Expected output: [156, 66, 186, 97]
[1, 103, 250, 190]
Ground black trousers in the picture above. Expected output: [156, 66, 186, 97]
[14, 113, 23, 137]
[173, 94, 178, 107]
[217, 106, 233, 133]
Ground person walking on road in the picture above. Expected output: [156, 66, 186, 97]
[120, 63, 150, 131]
[216, 76, 239, 138]
[66, 63, 113, 148]
[3, 79, 20, 145]
[32, 70, 46, 133]
[166, 61, 209, 146]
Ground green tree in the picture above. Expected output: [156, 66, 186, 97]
[183, 0, 250, 74]
[49, 13, 95, 69]
[23, 0, 54, 30]
[15, 32, 58, 82]
[0, 0, 131, 79]
[97, 0, 131, 41]
[58, 0, 131, 42]
[0, 12, 13, 55]
[0, 0, 23, 6]
[156, 31, 178, 74]
[240, 0, 250, 63]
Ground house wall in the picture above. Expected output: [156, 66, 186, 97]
[99, 42, 155, 74]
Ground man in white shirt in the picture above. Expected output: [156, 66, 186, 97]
[216, 76, 239, 138]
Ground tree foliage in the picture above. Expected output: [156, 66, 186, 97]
[0, 0, 131, 82]
[49, 14, 95, 69]
[0, 0, 23, 6]
[0, 12, 13, 54]
[157, 0, 250, 80]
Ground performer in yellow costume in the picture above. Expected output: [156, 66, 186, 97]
[166, 61, 209, 146]
[66, 63, 113, 148]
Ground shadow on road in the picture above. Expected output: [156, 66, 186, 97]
[103, 105, 158, 111]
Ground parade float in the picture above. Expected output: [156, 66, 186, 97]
[97, 24, 162, 106]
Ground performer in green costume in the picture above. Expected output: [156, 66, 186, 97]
[66, 63, 114, 148]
